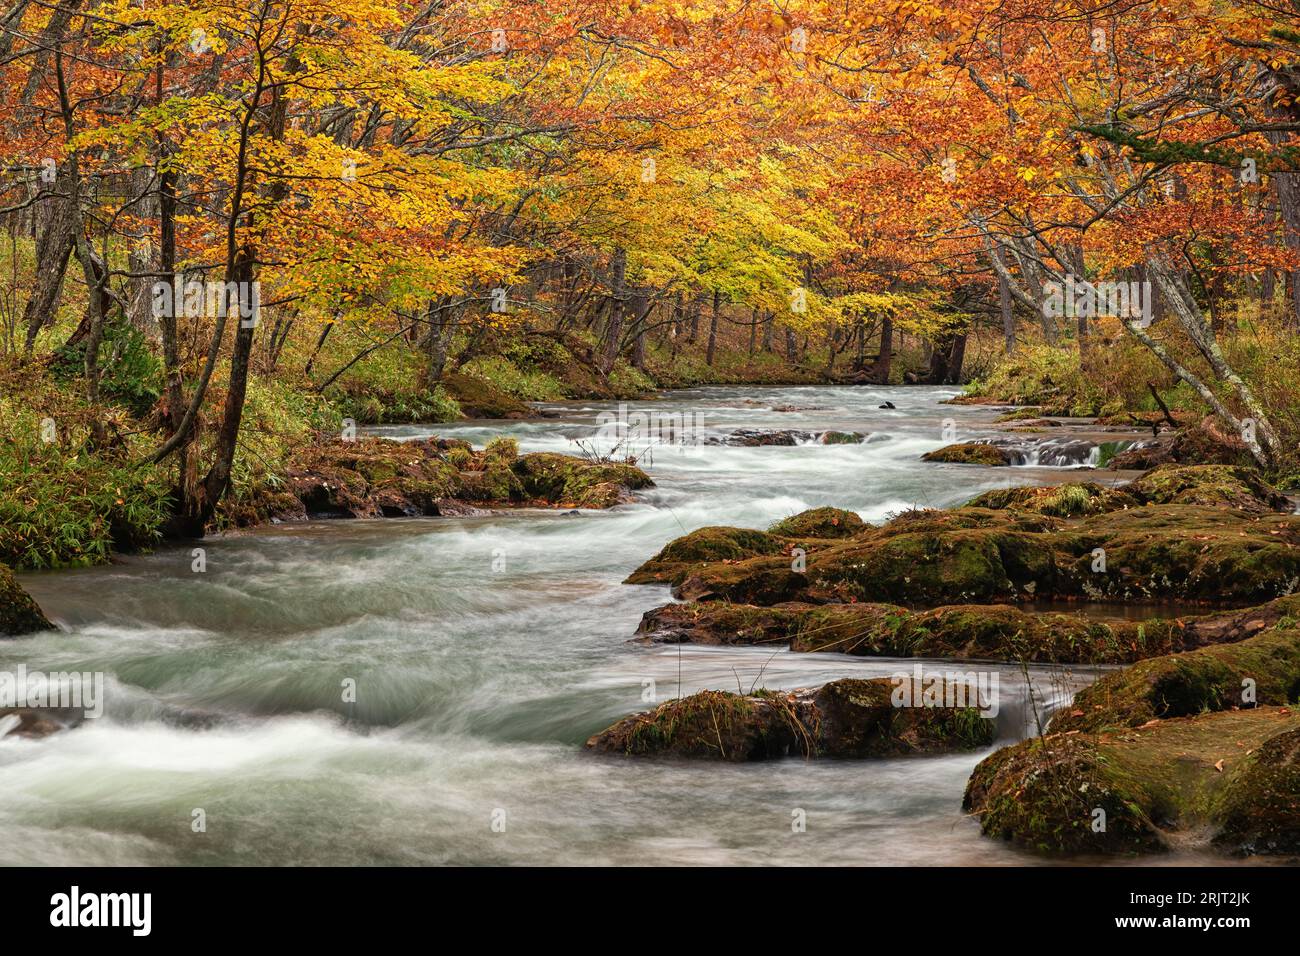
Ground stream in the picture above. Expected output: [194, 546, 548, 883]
[3, 385, 1224, 866]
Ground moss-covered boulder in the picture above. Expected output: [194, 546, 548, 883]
[512, 452, 653, 508]
[0, 564, 52, 637]
[1125, 463, 1291, 514]
[921, 442, 1011, 466]
[767, 507, 866, 539]
[624, 526, 789, 586]
[1109, 417, 1256, 470]
[1048, 624, 1300, 734]
[820, 431, 866, 444]
[226, 437, 653, 526]
[441, 371, 535, 419]
[635, 596, 1300, 666]
[1212, 726, 1300, 855]
[965, 482, 1135, 517]
[965, 706, 1300, 856]
[632, 503, 1300, 607]
[586, 677, 994, 761]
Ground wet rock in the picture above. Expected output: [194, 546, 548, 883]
[1213, 726, 1300, 856]
[706, 429, 817, 446]
[586, 677, 994, 761]
[879, 401, 896, 409]
[0, 707, 83, 738]
[820, 430, 866, 444]
[965, 705, 1300, 856]
[225, 438, 652, 527]
[630, 502, 1300, 607]
[633, 598, 1225, 665]
[1126, 463, 1291, 514]
[920, 443, 1012, 466]
[965, 481, 1135, 517]
[1109, 416, 1255, 470]
[1047, 621, 1300, 734]
[767, 507, 865, 539]
[0, 564, 53, 637]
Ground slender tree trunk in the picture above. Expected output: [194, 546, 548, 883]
[705, 289, 720, 366]
[599, 247, 627, 374]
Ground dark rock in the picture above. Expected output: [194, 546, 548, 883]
[0, 564, 53, 637]
[0, 707, 83, 738]
[586, 677, 994, 761]
[706, 429, 817, 446]
[920, 443, 1012, 466]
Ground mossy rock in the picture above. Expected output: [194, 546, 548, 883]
[1049, 624, 1300, 734]
[456, 462, 525, 502]
[0, 564, 52, 637]
[1109, 417, 1255, 470]
[511, 452, 653, 508]
[586, 677, 994, 761]
[441, 371, 534, 420]
[227, 437, 650, 526]
[1126, 464, 1291, 514]
[1212, 726, 1300, 855]
[767, 507, 865, 539]
[624, 526, 788, 585]
[664, 504, 1300, 607]
[921, 443, 1011, 466]
[820, 430, 866, 444]
[965, 482, 1135, 517]
[995, 407, 1046, 422]
[636, 599, 1194, 664]
[965, 706, 1300, 856]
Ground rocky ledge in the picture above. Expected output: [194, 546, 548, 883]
[225, 436, 653, 525]
[624, 466, 1299, 607]
[586, 677, 995, 761]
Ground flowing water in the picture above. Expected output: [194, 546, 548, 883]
[3, 385, 1223, 866]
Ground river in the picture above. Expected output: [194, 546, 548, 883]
[4, 385, 1220, 865]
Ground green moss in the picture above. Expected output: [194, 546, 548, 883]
[1125, 464, 1290, 514]
[587, 677, 993, 761]
[965, 482, 1135, 517]
[920, 443, 1011, 466]
[1050, 626, 1300, 733]
[767, 507, 866, 539]
[441, 371, 534, 419]
[624, 525, 787, 585]
[1212, 726, 1300, 855]
[966, 706, 1300, 856]
[512, 452, 653, 508]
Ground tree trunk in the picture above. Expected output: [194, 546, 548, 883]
[705, 289, 720, 366]
[945, 332, 968, 384]
[599, 247, 627, 374]
[871, 317, 893, 383]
